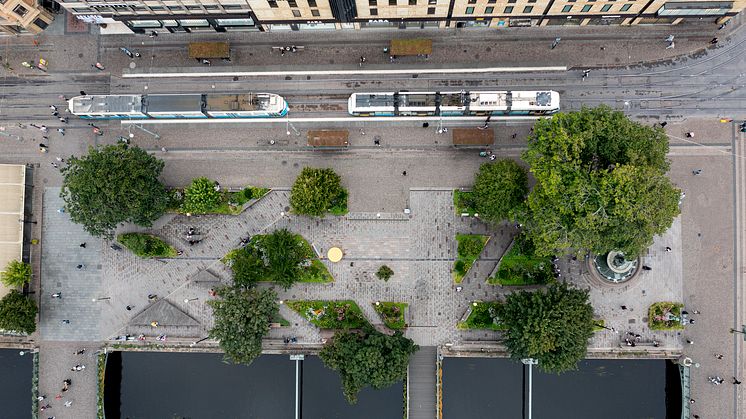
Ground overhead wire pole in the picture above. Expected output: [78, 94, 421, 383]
[522, 358, 538, 419]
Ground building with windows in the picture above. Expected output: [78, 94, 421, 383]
[0, 0, 55, 34]
[56, 0, 744, 33]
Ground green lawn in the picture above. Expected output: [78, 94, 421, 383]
[489, 241, 554, 286]
[117, 233, 177, 258]
[373, 302, 407, 330]
[287, 300, 370, 329]
[453, 190, 477, 216]
[457, 302, 504, 330]
[453, 234, 489, 284]
[272, 313, 291, 327]
[648, 302, 684, 330]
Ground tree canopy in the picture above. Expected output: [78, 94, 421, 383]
[472, 159, 528, 223]
[521, 106, 680, 257]
[181, 177, 222, 214]
[60, 144, 169, 238]
[497, 282, 594, 373]
[0, 290, 37, 334]
[1, 260, 32, 288]
[290, 167, 348, 216]
[207, 287, 278, 365]
[229, 229, 312, 289]
[319, 328, 419, 404]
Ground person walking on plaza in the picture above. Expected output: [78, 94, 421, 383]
[734, 377, 742, 385]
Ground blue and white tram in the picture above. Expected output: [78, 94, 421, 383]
[68, 93, 288, 119]
[348, 90, 560, 117]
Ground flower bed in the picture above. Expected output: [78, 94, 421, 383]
[287, 300, 370, 329]
[373, 302, 407, 330]
[489, 239, 553, 286]
[648, 302, 684, 330]
[457, 302, 504, 330]
[117, 233, 177, 258]
[169, 185, 270, 215]
[453, 234, 489, 283]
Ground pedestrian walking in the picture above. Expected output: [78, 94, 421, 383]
[512, 133, 517, 139]
[715, 353, 723, 359]
[64, 401, 72, 407]
[693, 169, 703, 175]
[70, 364, 85, 371]
[61, 319, 70, 324]
[126, 305, 133, 311]
[37, 395, 46, 401]
[161, 147, 167, 152]
[51, 292, 62, 298]
[49, 105, 57, 112]
[621, 305, 628, 310]
[686, 132, 694, 138]
[148, 30, 158, 38]
[56, 157, 64, 163]
[402, 171, 407, 176]
[693, 310, 700, 314]
[642, 265, 652, 271]
[665, 246, 672, 252]
[52, 111, 59, 117]
[686, 339, 694, 345]
[80, 90, 86, 96]
[710, 37, 719, 44]
[59, 117, 67, 124]
[57, 128, 65, 135]
[422, 122, 429, 128]
[74, 348, 86, 355]
[359, 56, 366, 67]
[40, 125, 48, 133]
[79, 243, 86, 248]
[734, 377, 742, 385]
[689, 398, 695, 404]
[76, 264, 85, 270]
[51, 162, 59, 169]
[689, 318, 695, 324]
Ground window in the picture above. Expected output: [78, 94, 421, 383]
[167, 6, 183, 11]
[369, 0, 376, 5]
[487, 0, 496, 3]
[389, 0, 396, 5]
[465, 6, 474, 13]
[292, 9, 301, 16]
[485, 6, 493, 12]
[186, 5, 202, 10]
[288, 0, 297, 7]
[33, 18, 49, 29]
[370, 7, 378, 14]
[507, 0, 516, 3]
[409, 0, 417, 5]
[204, 5, 219, 9]
[581, 4, 591, 11]
[427, 6, 435, 12]
[600, 3, 611, 10]
[523, 5, 532, 11]
[468, 0, 476, 3]
[268, 0, 278, 7]
[504, 5, 513, 12]
[311, 8, 320, 15]
[562, 4, 572, 11]
[308, 0, 317, 6]
[620, 3, 631, 10]
[428, 0, 436, 3]
[13, 5, 29, 16]
[149, 6, 164, 10]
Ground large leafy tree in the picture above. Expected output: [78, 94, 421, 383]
[0, 290, 37, 334]
[472, 159, 528, 223]
[207, 287, 278, 365]
[61, 144, 169, 238]
[320, 328, 419, 404]
[290, 167, 348, 216]
[521, 106, 680, 257]
[181, 177, 222, 214]
[497, 282, 594, 373]
[1, 260, 32, 288]
[229, 229, 311, 289]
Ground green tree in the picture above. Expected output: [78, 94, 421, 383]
[521, 106, 680, 257]
[181, 177, 222, 214]
[60, 144, 169, 238]
[320, 328, 419, 404]
[375, 265, 394, 281]
[472, 159, 528, 223]
[497, 282, 594, 373]
[290, 167, 348, 216]
[207, 287, 278, 365]
[0, 290, 37, 334]
[230, 246, 266, 288]
[258, 229, 309, 289]
[1, 260, 32, 288]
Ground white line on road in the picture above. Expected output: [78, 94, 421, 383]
[121, 116, 542, 125]
[122, 66, 567, 78]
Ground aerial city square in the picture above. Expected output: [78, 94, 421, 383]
[0, 0, 745, 417]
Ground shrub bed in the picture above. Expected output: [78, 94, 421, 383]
[374, 302, 407, 330]
[453, 234, 489, 283]
[457, 302, 504, 330]
[489, 237, 553, 286]
[287, 300, 369, 329]
[648, 302, 684, 330]
[117, 233, 177, 258]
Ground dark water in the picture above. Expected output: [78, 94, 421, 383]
[0, 349, 32, 419]
[106, 352, 402, 419]
[302, 356, 403, 419]
[443, 358, 678, 419]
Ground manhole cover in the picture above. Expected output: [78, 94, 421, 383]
[129, 62, 136, 69]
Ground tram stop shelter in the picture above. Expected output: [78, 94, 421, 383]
[188, 42, 230, 59]
[307, 130, 349, 149]
[0, 164, 27, 299]
[390, 39, 433, 56]
[452, 128, 495, 147]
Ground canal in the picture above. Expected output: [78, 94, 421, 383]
[104, 352, 403, 419]
[443, 357, 681, 419]
[0, 348, 33, 419]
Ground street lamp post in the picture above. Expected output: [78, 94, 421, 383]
[190, 336, 210, 347]
[92, 297, 111, 302]
[184, 298, 199, 303]
[730, 325, 746, 340]
[521, 358, 538, 419]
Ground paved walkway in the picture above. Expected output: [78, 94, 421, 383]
[409, 346, 437, 419]
[38, 341, 98, 419]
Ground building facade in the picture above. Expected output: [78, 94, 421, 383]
[0, 0, 55, 34]
[56, 0, 744, 33]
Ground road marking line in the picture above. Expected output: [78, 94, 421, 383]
[122, 66, 568, 78]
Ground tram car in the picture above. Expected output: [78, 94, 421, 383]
[348, 90, 560, 117]
[68, 93, 288, 119]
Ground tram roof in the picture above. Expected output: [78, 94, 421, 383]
[355, 93, 395, 108]
[71, 95, 143, 114]
[145, 94, 204, 112]
[205, 94, 265, 111]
